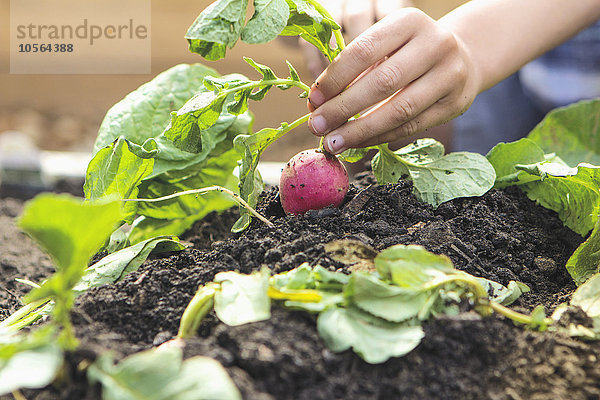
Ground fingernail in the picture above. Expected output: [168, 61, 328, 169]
[325, 134, 345, 154]
[309, 88, 325, 107]
[310, 115, 328, 135]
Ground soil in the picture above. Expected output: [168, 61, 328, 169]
[2, 176, 600, 400]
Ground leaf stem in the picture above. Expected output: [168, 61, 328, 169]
[124, 185, 274, 228]
[177, 283, 218, 339]
[222, 78, 310, 97]
[489, 301, 553, 327]
[304, 0, 346, 54]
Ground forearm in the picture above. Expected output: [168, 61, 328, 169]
[439, 0, 600, 93]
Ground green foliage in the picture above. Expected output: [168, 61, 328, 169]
[74, 236, 185, 294]
[165, 58, 308, 154]
[317, 306, 424, 364]
[95, 64, 221, 151]
[233, 114, 308, 231]
[527, 99, 600, 167]
[0, 328, 62, 396]
[84, 137, 158, 223]
[214, 268, 271, 326]
[486, 138, 546, 188]
[179, 244, 538, 363]
[279, 0, 341, 61]
[88, 347, 241, 400]
[567, 218, 600, 286]
[571, 273, 600, 325]
[88, 63, 254, 241]
[518, 162, 600, 236]
[372, 141, 496, 208]
[18, 194, 124, 348]
[186, 0, 340, 61]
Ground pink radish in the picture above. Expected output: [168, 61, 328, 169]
[279, 149, 349, 215]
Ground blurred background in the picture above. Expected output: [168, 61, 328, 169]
[0, 0, 465, 160]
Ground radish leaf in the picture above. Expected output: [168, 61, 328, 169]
[88, 347, 241, 400]
[18, 194, 123, 348]
[317, 306, 424, 364]
[373, 142, 496, 208]
[74, 236, 184, 294]
[214, 268, 271, 326]
[84, 137, 158, 223]
[186, 0, 340, 61]
[0, 328, 62, 396]
[528, 99, 600, 167]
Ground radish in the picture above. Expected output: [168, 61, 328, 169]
[280, 149, 349, 215]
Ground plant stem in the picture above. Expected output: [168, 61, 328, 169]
[489, 301, 553, 327]
[124, 185, 274, 228]
[267, 287, 323, 302]
[12, 390, 27, 400]
[305, 0, 346, 54]
[177, 283, 218, 339]
[222, 78, 311, 97]
[424, 273, 489, 300]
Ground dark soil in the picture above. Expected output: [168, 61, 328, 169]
[3, 178, 600, 400]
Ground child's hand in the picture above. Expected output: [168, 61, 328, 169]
[301, 0, 413, 78]
[307, 8, 480, 154]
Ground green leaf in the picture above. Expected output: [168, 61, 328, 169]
[375, 244, 455, 288]
[478, 279, 529, 306]
[270, 263, 314, 290]
[317, 306, 424, 364]
[0, 329, 63, 396]
[529, 305, 549, 330]
[339, 146, 376, 163]
[127, 215, 199, 245]
[571, 273, 600, 325]
[163, 92, 228, 153]
[408, 152, 496, 208]
[106, 228, 129, 253]
[214, 268, 271, 326]
[18, 194, 124, 348]
[186, 0, 249, 61]
[233, 124, 288, 231]
[486, 138, 547, 188]
[280, 0, 341, 61]
[187, 0, 340, 62]
[345, 272, 428, 322]
[373, 143, 496, 208]
[528, 99, 600, 167]
[394, 138, 445, 164]
[136, 148, 239, 221]
[165, 65, 305, 155]
[74, 236, 184, 294]
[88, 347, 241, 400]
[519, 163, 600, 236]
[18, 194, 124, 302]
[84, 137, 158, 223]
[241, 0, 290, 44]
[94, 64, 219, 151]
[93, 64, 252, 183]
[567, 218, 600, 285]
[371, 145, 409, 182]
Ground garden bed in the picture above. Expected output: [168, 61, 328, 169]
[3, 175, 600, 399]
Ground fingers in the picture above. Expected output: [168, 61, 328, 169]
[308, 27, 445, 135]
[308, 9, 428, 108]
[321, 60, 468, 153]
[374, 0, 414, 20]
